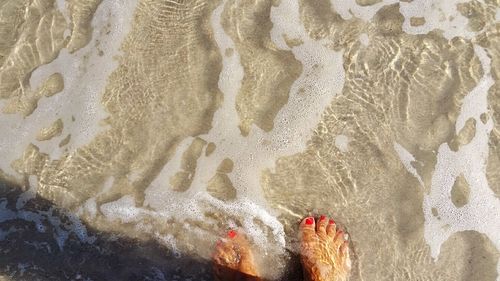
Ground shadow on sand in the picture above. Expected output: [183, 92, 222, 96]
[0, 180, 303, 281]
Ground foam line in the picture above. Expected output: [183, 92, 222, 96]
[0, 198, 95, 250]
[399, 0, 479, 39]
[395, 45, 499, 278]
[0, 0, 139, 178]
[393, 143, 425, 188]
[330, 0, 398, 21]
[139, 0, 346, 256]
[142, 0, 286, 250]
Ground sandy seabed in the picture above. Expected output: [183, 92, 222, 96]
[0, 0, 499, 280]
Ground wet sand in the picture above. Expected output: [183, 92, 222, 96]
[0, 0, 499, 280]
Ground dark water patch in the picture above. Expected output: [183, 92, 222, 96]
[0, 181, 304, 281]
[0, 181, 213, 281]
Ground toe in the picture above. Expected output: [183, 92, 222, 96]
[333, 229, 345, 248]
[213, 230, 244, 268]
[299, 216, 319, 261]
[340, 240, 352, 271]
[299, 217, 317, 242]
[222, 230, 260, 278]
[334, 228, 344, 240]
[340, 240, 349, 256]
[316, 215, 328, 235]
[326, 218, 336, 237]
[231, 231, 252, 261]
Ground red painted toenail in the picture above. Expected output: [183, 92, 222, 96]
[227, 230, 237, 238]
[329, 219, 335, 225]
[319, 215, 326, 221]
[305, 217, 314, 225]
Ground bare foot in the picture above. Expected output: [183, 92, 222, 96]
[299, 216, 351, 281]
[213, 230, 262, 281]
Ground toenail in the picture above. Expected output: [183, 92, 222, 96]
[305, 217, 314, 225]
[319, 215, 326, 221]
[227, 230, 237, 238]
[329, 219, 335, 225]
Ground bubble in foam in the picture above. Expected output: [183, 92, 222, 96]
[359, 33, 369, 46]
[104, 188, 287, 277]
[80, 198, 98, 218]
[155, 233, 181, 258]
[100, 195, 148, 224]
[335, 135, 350, 152]
[393, 143, 424, 187]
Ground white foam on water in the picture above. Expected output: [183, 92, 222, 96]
[101, 195, 146, 224]
[155, 233, 181, 258]
[55, 0, 70, 24]
[399, 0, 481, 40]
[335, 135, 350, 152]
[16, 176, 38, 209]
[31, 0, 138, 159]
[426, 45, 500, 278]
[105, 192, 285, 250]
[123, 0, 345, 265]
[329, 0, 485, 40]
[359, 33, 370, 46]
[329, 0, 398, 21]
[77, 176, 116, 218]
[0, 0, 136, 253]
[393, 143, 424, 187]
[135, 0, 344, 258]
[183, 0, 247, 197]
[396, 45, 500, 278]
[0, 197, 95, 249]
[81, 198, 98, 219]
[0, 0, 139, 178]
[0, 112, 46, 179]
[266, 0, 347, 200]
[455, 49, 493, 132]
[141, 0, 286, 255]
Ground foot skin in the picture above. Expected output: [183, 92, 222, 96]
[213, 230, 262, 281]
[299, 216, 351, 281]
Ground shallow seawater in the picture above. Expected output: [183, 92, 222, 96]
[0, 0, 499, 280]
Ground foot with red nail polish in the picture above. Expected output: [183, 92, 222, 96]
[213, 230, 261, 281]
[299, 215, 351, 281]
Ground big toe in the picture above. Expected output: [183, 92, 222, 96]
[299, 217, 319, 260]
[213, 230, 260, 280]
[299, 217, 317, 242]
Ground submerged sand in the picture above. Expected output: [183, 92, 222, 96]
[0, 0, 499, 280]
